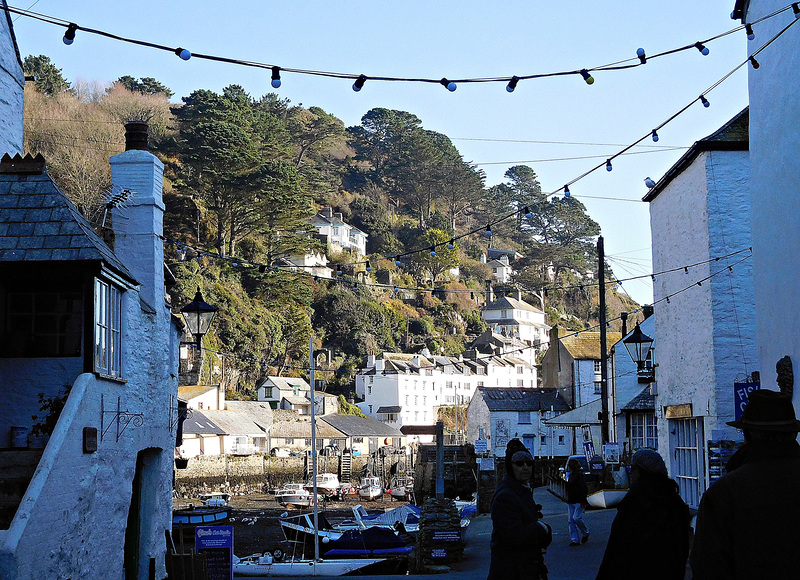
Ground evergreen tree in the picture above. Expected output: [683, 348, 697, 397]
[23, 55, 70, 96]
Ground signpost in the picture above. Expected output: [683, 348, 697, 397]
[196, 525, 233, 580]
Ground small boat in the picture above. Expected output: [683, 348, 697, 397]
[198, 492, 231, 507]
[233, 552, 384, 577]
[587, 488, 629, 509]
[336, 504, 421, 533]
[358, 476, 383, 501]
[172, 505, 230, 526]
[389, 475, 413, 501]
[305, 473, 341, 498]
[275, 483, 319, 508]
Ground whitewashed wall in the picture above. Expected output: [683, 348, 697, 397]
[0, 11, 22, 156]
[745, 1, 800, 401]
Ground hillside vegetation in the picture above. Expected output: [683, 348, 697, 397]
[21, 56, 642, 399]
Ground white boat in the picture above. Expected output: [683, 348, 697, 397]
[335, 504, 421, 533]
[198, 492, 231, 507]
[587, 488, 628, 509]
[233, 553, 383, 577]
[275, 483, 319, 508]
[389, 475, 413, 501]
[305, 473, 341, 498]
[357, 476, 383, 500]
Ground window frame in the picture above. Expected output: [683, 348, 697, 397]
[94, 277, 122, 378]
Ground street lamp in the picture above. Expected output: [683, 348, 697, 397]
[180, 288, 218, 348]
[623, 323, 654, 382]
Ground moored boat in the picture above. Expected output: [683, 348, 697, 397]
[172, 505, 230, 526]
[304, 473, 341, 498]
[233, 552, 385, 577]
[357, 476, 383, 500]
[389, 475, 413, 501]
[587, 488, 628, 509]
[275, 483, 320, 508]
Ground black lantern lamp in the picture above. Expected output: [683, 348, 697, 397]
[180, 288, 218, 348]
[623, 323, 654, 381]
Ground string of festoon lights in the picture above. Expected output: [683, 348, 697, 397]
[6, 3, 798, 91]
[165, 234, 751, 299]
[183, 250, 752, 375]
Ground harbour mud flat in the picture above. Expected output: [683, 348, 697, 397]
[173, 492, 405, 558]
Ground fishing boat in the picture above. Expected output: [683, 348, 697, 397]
[357, 476, 383, 500]
[304, 473, 341, 498]
[233, 552, 384, 577]
[275, 483, 320, 508]
[389, 475, 414, 501]
[587, 488, 628, 509]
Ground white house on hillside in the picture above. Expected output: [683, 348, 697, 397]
[643, 108, 756, 509]
[257, 376, 310, 409]
[480, 286, 550, 354]
[466, 388, 570, 458]
[312, 207, 368, 257]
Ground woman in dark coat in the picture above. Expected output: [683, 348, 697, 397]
[488, 439, 552, 580]
[596, 449, 691, 580]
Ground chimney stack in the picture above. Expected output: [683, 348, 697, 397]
[620, 312, 628, 337]
[124, 121, 149, 151]
[485, 280, 494, 303]
[643, 304, 654, 319]
[513, 288, 522, 301]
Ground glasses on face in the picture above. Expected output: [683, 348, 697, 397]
[513, 460, 534, 467]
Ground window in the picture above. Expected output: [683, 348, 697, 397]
[501, 310, 507, 317]
[94, 279, 121, 377]
[293, 387, 299, 396]
[264, 386, 273, 398]
[446, 381, 453, 389]
[285, 438, 294, 445]
[414, 396, 418, 405]
[630, 413, 658, 450]
[369, 376, 374, 384]
[517, 365, 523, 374]
[423, 396, 427, 405]
[518, 411, 531, 424]
[368, 385, 372, 395]
[405, 395, 409, 405]
[354, 437, 363, 444]
[593, 360, 602, 374]
[517, 379, 524, 387]
[558, 435, 565, 445]
[594, 381, 602, 394]
[477, 381, 484, 387]
[4, 288, 83, 357]
[368, 404, 373, 413]
[305, 438, 312, 446]
[540, 434, 547, 445]
[332, 226, 339, 236]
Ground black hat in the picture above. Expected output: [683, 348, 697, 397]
[726, 390, 800, 432]
[504, 438, 532, 473]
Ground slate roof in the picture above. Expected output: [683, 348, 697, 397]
[487, 248, 523, 261]
[319, 414, 404, 437]
[0, 155, 135, 283]
[199, 410, 268, 436]
[478, 387, 569, 412]
[282, 395, 310, 406]
[560, 331, 622, 360]
[544, 398, 602, 426]
[620, 388, 656, 412]
[376, 406, 402, 414]
[182, 412, 226, 435]
[260, 376, 310, 391]
[270, 419, 345, 439]
[225, 400, 274, 430]
[643, 108, 748, 202]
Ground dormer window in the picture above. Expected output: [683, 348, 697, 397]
[94, 278, 122, 378]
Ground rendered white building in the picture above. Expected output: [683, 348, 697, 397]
[732, 1, 800, 408]
[312, 207, 368, 257]
[0, 6, 22, 158]
[643, 109, 756, 509]
[480, 286, 550, 354]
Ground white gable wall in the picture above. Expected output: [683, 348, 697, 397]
[0, 11, 22, 156]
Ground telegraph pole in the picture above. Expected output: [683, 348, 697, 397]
[598, 236, 610, 445]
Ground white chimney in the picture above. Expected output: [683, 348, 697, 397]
[109, 122, 165, 310]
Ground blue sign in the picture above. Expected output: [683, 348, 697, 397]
[734, 382, 760, 422]
[583, 440, 595, 463]
[196, 525, 233, 580]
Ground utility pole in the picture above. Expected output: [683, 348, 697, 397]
[598, 236, 610, 445]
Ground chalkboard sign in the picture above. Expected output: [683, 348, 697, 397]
[196, 526, 233, 580]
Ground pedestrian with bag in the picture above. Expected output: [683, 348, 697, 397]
[596, 448, 691, 579]
[488, 439, 552, 580]
[565, 458, 590, 546]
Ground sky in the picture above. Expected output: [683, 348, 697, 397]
[9, 0, 755, 305]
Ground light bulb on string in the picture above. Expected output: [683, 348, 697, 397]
[564, 185, 571, 197]
[651, 129, 659, 142]
[271, 67, 281, 88]
[506, 76, 519, 92]
[523, 206, 532, 218]
[175, 47, 191, 60]
[440, 78, 457, 92]
[337, 267, 343, 276]
[353, 75, 366, 92]
[793, 3, 800, 19]
[395, 259, 402, 267]
[485, 224, 492, 237]
[430, 247, 437, 257]
[365, 260, 371, 271]
[694, 42, 710, 56]
[700, 94, 710, 108]
[749, 56, 760, 69]
[745, 24, 755, 40]
[579, 69, 594, 85]
[63, 23, 77, 45]
[606, 159, 613, 172]
[636, 48, 647, 64]
[447, 240, 455, 250]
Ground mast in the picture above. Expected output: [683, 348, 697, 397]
[310, 335, 320, 562]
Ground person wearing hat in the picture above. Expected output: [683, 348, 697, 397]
[596, 448, 691, 579]
[690, 389, 800, 579]
[488, 439, 552, 580]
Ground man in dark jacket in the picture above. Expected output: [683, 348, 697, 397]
[488, 439, 552, 580]
[690, 389, 800, 579]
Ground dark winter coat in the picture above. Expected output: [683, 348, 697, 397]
[690, 439, 800, 579]
[596, 474, 690, 580]
[566, 469, 588, 504]
[488, 475, 552, 580]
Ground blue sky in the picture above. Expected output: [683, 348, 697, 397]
[10, 0, 755, 305]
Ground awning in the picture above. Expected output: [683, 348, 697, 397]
[376, 406, 402, 414]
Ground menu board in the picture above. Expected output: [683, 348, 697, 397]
[707, 440, 745, 486]
[196, 526, 233, 580]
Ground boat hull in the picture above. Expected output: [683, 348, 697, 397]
[233, 556, 385, 577]
[358, 487, 383, 501]
[587, 489, 628, 509]
[172, 506, 230, 526]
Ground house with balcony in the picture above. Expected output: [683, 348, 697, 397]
[480, 285, 550, 356]
[0, 47, 181, 580]
[312, 207, 368, 257]
[466, 387, 570, 458]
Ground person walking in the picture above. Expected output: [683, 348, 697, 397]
[565, 458, 590, 546]
[596, 448, 691, 580]
[690, 389, 800, 579]
[488, 439, 552, 580]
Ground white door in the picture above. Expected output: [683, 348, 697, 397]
[669, 417, 705, 509]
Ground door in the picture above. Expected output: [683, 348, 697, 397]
[669, 417, 705, 509]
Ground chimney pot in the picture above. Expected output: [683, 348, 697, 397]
[643, 304, 654, 319]
[124, 121, 149, 151]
